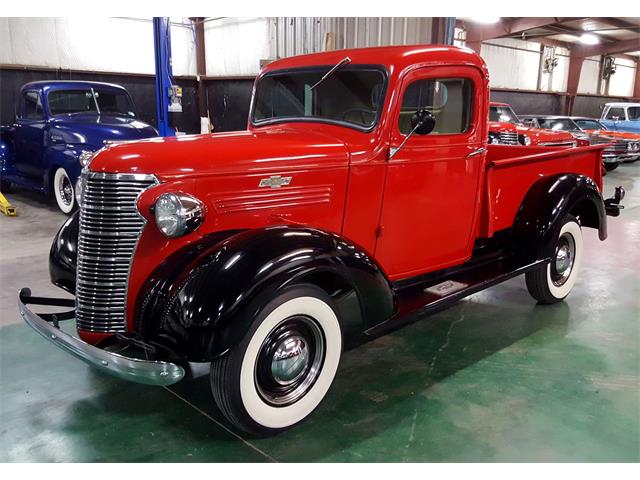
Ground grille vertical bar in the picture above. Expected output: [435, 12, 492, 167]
[76, 171, 157, 333]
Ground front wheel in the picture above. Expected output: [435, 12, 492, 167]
[210, 285, 342, 436]
[525, 215, 583, 304]
[604, 162, 619, 171]
[52, 167, 75, 214]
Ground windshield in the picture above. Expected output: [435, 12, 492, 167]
[628, 107, 640, 120]
[575, 119, 606, 131]
[48, 89, 136, 117]
[489, 105, 522, 125]
[251, 67, 387, 130]
[536, 118, 581, 132]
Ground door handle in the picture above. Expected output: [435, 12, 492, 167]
[467, 147, 487, 158]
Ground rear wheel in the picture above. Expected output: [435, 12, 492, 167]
[526, 215, 583, 304]
[604, 162, 619, 171]
[210, 285, 342, 436]
[52, 167, 75, 214]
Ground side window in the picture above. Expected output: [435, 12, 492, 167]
[399, 78, 472, 135]
[605, 107, 624, 120]
[21, 91, 44, 120]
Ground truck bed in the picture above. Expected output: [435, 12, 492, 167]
[482, 144, 605, 237]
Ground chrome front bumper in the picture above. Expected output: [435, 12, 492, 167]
[18, 289, 185, 386]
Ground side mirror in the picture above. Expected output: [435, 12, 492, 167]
[390, 109, 436, 159]
[411, 109, 435, 135]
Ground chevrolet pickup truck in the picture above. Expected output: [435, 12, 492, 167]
[0, 81, 157, 213]
[600, 102, 640, 134]
[19, 45, 624, 436]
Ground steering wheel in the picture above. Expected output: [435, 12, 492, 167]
[342, 108, 375, 125]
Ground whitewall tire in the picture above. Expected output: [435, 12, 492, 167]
[526, 215, 583, 304]
[53, 167, 75, 214]
[210, 285, 342, 435]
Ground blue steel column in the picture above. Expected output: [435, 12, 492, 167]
[444, 17, 456, 45]
[153, 17, 175, 137]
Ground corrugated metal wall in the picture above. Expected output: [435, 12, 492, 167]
[268, 17, 433, 59]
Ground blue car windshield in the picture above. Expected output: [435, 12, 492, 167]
[48, 89, 136, 117]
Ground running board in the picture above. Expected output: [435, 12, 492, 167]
[365, 255, 547, 337]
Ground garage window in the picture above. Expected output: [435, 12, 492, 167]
[399, 78, 472, 135]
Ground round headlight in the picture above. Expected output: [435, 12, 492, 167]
[519, 134, 531, 146]
[154, 193, 204, 238]
[78, 150, 95, 167]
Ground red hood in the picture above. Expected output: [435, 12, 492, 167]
[89, 127, 350, 180]
[488, 121, 517, 133]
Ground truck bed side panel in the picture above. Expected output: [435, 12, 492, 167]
[483, 145, 604, 236]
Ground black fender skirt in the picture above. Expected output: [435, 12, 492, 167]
[512, 173, 606, 260]
[136, 226, 396, 361]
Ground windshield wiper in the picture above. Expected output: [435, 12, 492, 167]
[310, 56, 352, 90]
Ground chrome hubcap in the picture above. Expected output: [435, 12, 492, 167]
[59, 175, 73, 206]
[255, 316, 325, 407]
[551, 233, 575, 287]
[271, 336, 310, 385]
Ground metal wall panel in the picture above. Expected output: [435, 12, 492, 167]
[268, 17, 432, 59]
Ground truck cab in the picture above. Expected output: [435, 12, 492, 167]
[20, 46, 623, 436]
[600, 102, 640, 133]
[0, 81, 157, 213]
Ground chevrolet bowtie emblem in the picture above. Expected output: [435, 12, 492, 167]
[259, 175, 292, 188]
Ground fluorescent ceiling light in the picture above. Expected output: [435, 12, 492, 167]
[580, 33, 599, 45]
[468, 17, 500, 24]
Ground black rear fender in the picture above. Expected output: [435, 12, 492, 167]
[513, 173, 606, 260]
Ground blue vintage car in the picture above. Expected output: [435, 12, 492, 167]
[600, 102, 640, 134]
[0, 81, 158, 213]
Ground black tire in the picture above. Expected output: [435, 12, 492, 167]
[526, 215, 583, 304]
[210, 285, 342, 436]
[604, 162, 619, 171]
[0, 179, 12, 193]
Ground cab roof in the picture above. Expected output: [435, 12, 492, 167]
[261, 45, 487, 77]
[21, 80, 128, 94]
[604, 102, 640, 108]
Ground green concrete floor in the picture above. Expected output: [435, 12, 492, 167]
[1, 165, 639, 462]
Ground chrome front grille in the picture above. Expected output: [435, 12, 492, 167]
[76, 171, 157, 333]
[489, 131, 519, 145]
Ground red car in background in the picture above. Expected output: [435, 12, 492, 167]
[489, 102, 578, 147]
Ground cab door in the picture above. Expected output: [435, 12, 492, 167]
[374, 65, 486, 280]
[14, 90, 48, 179]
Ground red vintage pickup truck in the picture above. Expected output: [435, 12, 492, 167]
[20, 45, 624, 436]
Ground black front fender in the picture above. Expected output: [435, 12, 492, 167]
[513, 173, 606, 260]
[136, 226, 395, 361]
[49, 211, 79, 294]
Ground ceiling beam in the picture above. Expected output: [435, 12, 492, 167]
[464, 17, 585, 43]
[594, 17, 640, 29]
[572, 38, 640, 58]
